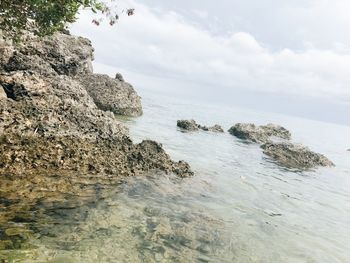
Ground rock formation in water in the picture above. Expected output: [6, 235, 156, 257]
[261, 142, 334, 169]
[228, 122, 333, 169]
[177, 119, 224, 133]
[201, 124, 225, 133]
[228, 123, 291, 143]
[177, 120, 200, 131]
[0, 31, 193, 215]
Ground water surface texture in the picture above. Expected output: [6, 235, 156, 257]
[2, 90, 350, 262]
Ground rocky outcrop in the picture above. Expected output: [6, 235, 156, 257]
[1, 31, 142, 117]
[228, 122, 333, 169]
[80, 73, 142, 117]
[0, 135, 192, 178]
[177, 119, 200, 131]
[1, 31, 93, 76]
[177, 120, 224, 133]
[261, 142, 334, 169]
[0, 31, 194, 254]
[228, 123, 291, 143]
[0, 31, 193, 223]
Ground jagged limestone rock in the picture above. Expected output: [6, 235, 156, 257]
[261, 142, 334, 169]
[177, 119, 200, 131]
[228, 123, 291, 143]
[177, 120, 224, 133]
[0, 31, 193, 227]
[80, 73, 142, 117]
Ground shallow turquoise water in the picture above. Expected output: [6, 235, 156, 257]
[2, 90, 350, 262]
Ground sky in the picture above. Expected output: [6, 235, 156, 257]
[71, 0, 350, 125]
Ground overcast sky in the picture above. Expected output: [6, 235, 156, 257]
[71, 0, 350, 125]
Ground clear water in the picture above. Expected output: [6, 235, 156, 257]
[2, 89, 350, 262]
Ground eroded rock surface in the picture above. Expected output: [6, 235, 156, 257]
[80, 73, 142, 117]
[0, 32, 192, 176]
[229, 122, 333, 169]
[1, 31, 142, 117]
[228, 123, 291, 143]
[0, 32, 193, 229]
[261, 142, 334, 169]
[177, 119, 200, 131]
[177, 120, 224, 133]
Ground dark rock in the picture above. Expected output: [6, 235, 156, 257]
[228, 123, 267, 143]
[177, 119, 200, 131]
[80, 73, 142, 117]
[228, 123, 291, 143]
[129, 140, 193, 177]
[261, 142, 334, 169]
[115, 72, 124, 82]
[177, 120, 224, 133]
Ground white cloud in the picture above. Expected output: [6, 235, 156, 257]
[71, 0, 350, 103]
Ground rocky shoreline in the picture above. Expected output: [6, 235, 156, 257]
[0, 31, 193, 176]
[0, 31, 193, 234]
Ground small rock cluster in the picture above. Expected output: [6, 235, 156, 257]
[228, 122, 334, 169]
[177, 119, 224, 133]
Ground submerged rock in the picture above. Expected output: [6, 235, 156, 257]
[80, 73, 142, 117]
[261, 142, 334, 169]
[228, 123, 291, 143]
[177, 120, 224, 133]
